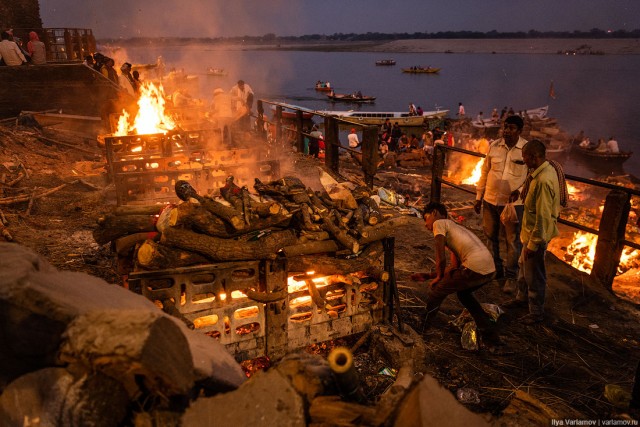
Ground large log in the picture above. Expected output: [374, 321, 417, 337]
[288, 240, 384, 275]
[161, 227, 297, 261]
[321, 212, 359, 253]
[170, 201, 293, 238]
[137, 240, 210, 270]
[93, 214, 157, 245]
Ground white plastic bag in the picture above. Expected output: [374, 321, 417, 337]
[500, 202, 519, 225]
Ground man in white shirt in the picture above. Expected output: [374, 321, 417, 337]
[0, 31, 26, 66]
[229, 80, 254, 130]
[607, 137, 620, 153]
[412, 202, 500, 346]
[458, 102, 465, 117]
[474, 115, 529, 293]
[347, 128, 360, 148]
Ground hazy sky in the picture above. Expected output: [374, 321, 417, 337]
[40, 0, 640, 39]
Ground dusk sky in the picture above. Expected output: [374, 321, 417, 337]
[40, 0, 640, 39]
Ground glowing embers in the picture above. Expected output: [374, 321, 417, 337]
[564, 231, 640, 275]
[194, 305, 260, 336]
[461, 158, 484, 186]
[565, 231, 598, 273]
[115, 82, 176, 136]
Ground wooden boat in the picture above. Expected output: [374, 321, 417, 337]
[29, 111, 103, 136]
[314, 82, 332, 92]
[471, 106, 549, 128]
[402, 67, 441, 74]
[271, 106, 314, 120]
[471, 118, 500, 129]
[317, 109, 449, 126]
[206, 67, 227, 76]
[572, 145, 632, 164]
[375, 59, 396, 66]
[327, 93, 376, 103]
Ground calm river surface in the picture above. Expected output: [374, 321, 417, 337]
[122, 46, 640, 179]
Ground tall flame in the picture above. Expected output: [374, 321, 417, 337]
[114, 82, 176, 136]
[462, 159, 484, 186]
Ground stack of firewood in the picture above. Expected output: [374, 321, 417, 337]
[93, 174, 410, 276]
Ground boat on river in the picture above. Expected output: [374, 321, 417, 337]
[471, 105, 549, 128]
[572, 145, 632, 165]
[375, 59, 396, 66]
[206, 67, 227, 76]
[402, 66, 441, 74]
[314, 82, 332, 92]
[327, 93, 376, 103]
[317, 109, 449, 126]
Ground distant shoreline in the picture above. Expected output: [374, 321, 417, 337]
[112, 38, 640, 55]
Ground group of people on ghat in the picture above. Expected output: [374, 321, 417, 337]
[0, 28, 46, 66]
[411, 115, 567, 349]
[83, 52, 142, 95]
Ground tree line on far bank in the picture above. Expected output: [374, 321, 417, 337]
[100, 28, 640, 46]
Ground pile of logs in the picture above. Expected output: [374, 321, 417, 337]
[94, 174, 409, 278]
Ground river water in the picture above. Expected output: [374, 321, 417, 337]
[121, 45, 640, 179]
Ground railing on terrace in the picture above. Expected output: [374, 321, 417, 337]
[11, 28, 96, 63]
[430, 143, 640, 291]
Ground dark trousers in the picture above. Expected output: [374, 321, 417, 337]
[424, 267, 496, 332]
[482, 201, 524, 279]
[309, 138, 319, 158]
[516, 243, 548, 317]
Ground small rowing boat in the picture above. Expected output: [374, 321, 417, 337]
[315, 82, 332, 92]
[206, 67, 227, 76]
[327, 93, 376, 103]
[572, 145, 632, 164]
[402, 66, 441, 74]
[375, 59, 396, 66]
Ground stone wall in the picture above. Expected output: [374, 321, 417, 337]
[0, 0, 43, 31]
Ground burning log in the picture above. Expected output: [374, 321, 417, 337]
[137, 240, 210, 270]
[161, 227, 297, 261]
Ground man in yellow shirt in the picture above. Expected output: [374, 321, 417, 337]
[512, 139, 560, 324]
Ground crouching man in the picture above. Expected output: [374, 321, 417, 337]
[412, 202, 501, 346]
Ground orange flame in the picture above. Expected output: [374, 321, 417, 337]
[114, 82, 176, 136]
[462, 158, 484, 186]
[565, 230, 640, 275]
